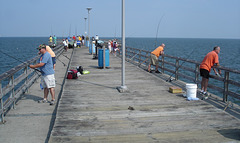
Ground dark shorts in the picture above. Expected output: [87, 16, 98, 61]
[52, 57, 56, 65]
[200, 69, 210, 79]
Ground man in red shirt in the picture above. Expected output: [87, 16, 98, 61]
[200, 46, 221, 97]
[148, 43, 165, 73]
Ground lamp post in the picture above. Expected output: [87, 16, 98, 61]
[117, 0, 128, 92]
[86, 7, 92, 50]
[84, 17, 87, 38]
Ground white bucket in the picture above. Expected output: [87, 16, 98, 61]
[186, 83, 197, 98]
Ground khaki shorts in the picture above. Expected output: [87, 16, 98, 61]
[150, 54, 159, 65]
[41, 74, 55, 89]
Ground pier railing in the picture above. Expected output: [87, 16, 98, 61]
[120, 46, 240, 103]
[0, 44, 64, 123]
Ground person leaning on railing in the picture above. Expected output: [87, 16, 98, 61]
[200, 46, 221, 97]
[148, 43, 165, 73]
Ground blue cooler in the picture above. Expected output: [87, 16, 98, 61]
[98, 49, 109, 67]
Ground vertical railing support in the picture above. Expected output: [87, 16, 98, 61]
[161, 55, 165, 73]
[195, 64, 200, 84]
[175, 59, 179, 80]
[10, 75, 15, 109]
[223, 71, 229, 102]
[139, 50, 142, 64]
[0, 83, 4, 123]
[24, 66, 28, 93]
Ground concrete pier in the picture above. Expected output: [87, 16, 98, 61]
[0, 46, 240, 143]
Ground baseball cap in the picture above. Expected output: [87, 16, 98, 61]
[37, 44, 46, 50]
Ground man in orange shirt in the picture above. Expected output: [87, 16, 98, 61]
[200, 46, 221, 97]
[148, 43, 165, 73]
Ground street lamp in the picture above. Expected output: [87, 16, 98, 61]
[86, 7, 92, 50]
[117, 0, 128, 92]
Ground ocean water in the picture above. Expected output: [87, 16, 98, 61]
[0, 37, 239, 101]
[0, 37, 49, 75]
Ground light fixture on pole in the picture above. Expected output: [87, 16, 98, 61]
[84, 17, 87, 37]
[86, 7, 92, 50]
[117, 0, 128, 93]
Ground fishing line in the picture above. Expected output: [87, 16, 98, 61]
[166, 48, 196, 82]
[0, 49, 42, 73]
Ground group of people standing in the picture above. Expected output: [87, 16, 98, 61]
[108, 39, 120, 56]
[49, 35, 57, 46]
[62, 35, 85, 51]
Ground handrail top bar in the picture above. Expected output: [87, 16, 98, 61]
[125, 46, 240, 74]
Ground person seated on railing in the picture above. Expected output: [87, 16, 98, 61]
[29, 44, 56, 106]
[148, 43, 165, 73]
[200, 46, 221, 98]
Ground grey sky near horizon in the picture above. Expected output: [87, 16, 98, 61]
[0, 0, 239, 39]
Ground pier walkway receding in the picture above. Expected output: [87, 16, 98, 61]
[49, 47, 240, 143]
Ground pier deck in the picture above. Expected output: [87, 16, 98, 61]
[49, 47, 240, 143]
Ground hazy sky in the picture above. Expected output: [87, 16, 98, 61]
[0, 0, 240, 39]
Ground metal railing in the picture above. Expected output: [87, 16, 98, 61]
[0, 44, 65, 123]
[119, 46, 240, 103]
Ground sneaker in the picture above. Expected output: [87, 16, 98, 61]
[38, 99, 48, 103]
[199, 91, 204, 95]
[203, 92, 210, 99]
[149, 70, 153, 73]
[50, 100, 55, 105]
[155, 70, 161, 73]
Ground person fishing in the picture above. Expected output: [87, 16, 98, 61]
[200, 46, 221, 97]
[148, 43, 165, 73]
[29, 44, 56, 105]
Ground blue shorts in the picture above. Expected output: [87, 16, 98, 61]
[52, 57, 56, 65]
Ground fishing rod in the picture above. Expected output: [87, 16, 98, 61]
[62, 54, 70, 60]
[166, 48, 196, 82]
[137, 15, 164, 67]
[56, 58, 66, 66]
[0, 49, 42, 73]
[154, 14, 165, 48]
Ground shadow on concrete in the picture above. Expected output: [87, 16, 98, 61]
[18, 94, 42, 102]
[80, 79, 117, 89]
[217, 128, 240, 141]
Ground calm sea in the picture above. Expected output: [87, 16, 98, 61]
[0, 37, 239, 101]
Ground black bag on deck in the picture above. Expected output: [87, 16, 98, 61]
[77, 66, 83, 74]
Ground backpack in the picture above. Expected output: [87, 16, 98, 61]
[67, 69, 78, 79]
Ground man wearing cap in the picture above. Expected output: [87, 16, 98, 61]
[29, 44, 56, 105]
[148, 43, 165, 73]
